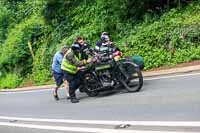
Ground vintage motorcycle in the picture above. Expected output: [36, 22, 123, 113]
[79, 48, 143, 97]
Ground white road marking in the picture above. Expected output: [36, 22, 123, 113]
[0, 122, 199, 133]
[144, 72, 200, 81]
[0, 116, 200, 127]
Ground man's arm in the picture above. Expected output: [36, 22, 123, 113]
[57, 52, 63, 65]
[65, 51, 85, 67]
[110, 43, 120, 52]
[95, 40, 102, 52]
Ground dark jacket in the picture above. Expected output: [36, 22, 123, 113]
[65, 48, 85, 67]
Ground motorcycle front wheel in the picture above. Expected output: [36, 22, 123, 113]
[83, 72, 99, 97]
[116, 61, 143, 92]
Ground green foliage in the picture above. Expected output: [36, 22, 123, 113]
[0, 6, 11, 44]
[124, 2, 200, 69]
[0, 15, 46, 74]
[63, 0, 128, 46]
[31, 38, 53, 84]
[0, 73, 22, 89]
[0, 0, 51, 88]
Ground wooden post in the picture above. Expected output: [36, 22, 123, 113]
[28, 41, 35, 60]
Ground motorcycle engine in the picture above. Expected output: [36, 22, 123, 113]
[84, 73, 99, 91]
[98, 70, 114, 87]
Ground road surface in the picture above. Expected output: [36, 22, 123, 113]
[0, 72, 200, 133]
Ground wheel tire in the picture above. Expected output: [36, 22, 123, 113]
[83, 72, 99, 97]
[85, 90, 99, 97]
[118, 62, 143, 92]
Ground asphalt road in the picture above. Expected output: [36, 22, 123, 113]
[0, 72, 200, 133]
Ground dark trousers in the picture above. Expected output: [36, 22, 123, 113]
[63, 70, 82, 97]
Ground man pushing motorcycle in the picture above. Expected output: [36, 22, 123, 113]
[73, 32, 143, 97]
[61, 37, 92, 103]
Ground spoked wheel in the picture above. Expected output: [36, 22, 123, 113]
[83, 72, 99, 97]
[117, 61, 143, 92]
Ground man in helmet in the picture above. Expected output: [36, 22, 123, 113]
[95, 32, 121, 53]
[52, 45, 69, 100]
[95, 32, 110, 52]
[95, 32, 122, 62]
[61, 37, 92, 103]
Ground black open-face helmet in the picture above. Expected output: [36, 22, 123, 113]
[71, 43, 81, 52]
[101, 32, 109, 41]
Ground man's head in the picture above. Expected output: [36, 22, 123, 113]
[75, 36, 85, 46]
[71, 43, 81, 52]
[61, 45, 69, 54]
[101, 32, 108, 36]
[101, 32, 109, 40]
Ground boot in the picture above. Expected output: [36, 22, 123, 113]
[70, 96, 79, 103]
[79, 85, 85, 93]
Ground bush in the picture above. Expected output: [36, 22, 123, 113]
[123, 2, 200, 69]
[0, 73, 22, 89]
[31, 40, 53, 84]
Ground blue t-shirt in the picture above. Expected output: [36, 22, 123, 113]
[52, 52, 64, 74]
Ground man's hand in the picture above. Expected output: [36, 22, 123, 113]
[86, 58, 92, 63]
[78, 66, 86, 70]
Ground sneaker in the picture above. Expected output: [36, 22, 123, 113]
[53, 95, 59, 101]
[71, 97, 79, 103]
[66, 93, 71, 100]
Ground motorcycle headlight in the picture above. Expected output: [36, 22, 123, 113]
[114, 56, 121, 61]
